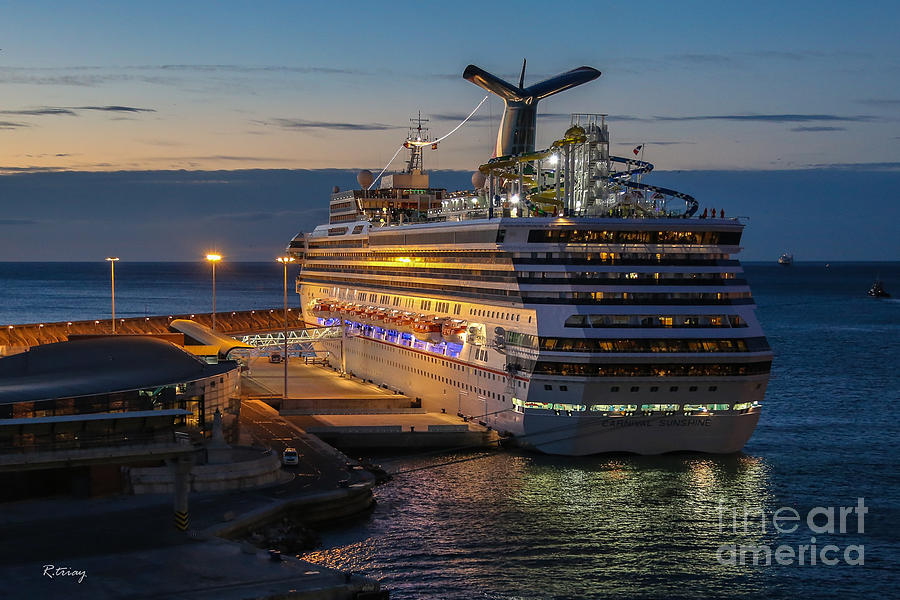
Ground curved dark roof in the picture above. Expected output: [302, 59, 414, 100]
[0, 336, 236, 405]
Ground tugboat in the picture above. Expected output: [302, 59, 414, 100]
[778, 252, 793, 266]
[867, 280, 891, 298]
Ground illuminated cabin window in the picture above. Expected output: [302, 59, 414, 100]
[683, 403, 732, 412]
[590, 404, 638, 413]
[551, 403, 586, 412]
[532, 361, 772, 378]
[733, 402, 754, 411]
[640, 404, 680, 412]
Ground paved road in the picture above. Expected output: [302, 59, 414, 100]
[246, 357, 404, 400]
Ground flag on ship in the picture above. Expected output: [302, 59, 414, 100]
[633, 145, 643, 156]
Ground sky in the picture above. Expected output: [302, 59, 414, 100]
[0, 1, 899, 261]
[1, 0, 899, 173]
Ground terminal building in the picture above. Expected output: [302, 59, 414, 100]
[0, 336, 241, 501]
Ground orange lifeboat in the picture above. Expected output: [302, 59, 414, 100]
[394, 312, 416, 334]
[441, 319, 468, 344]
[372, 308, 389, 326]
[413, 315, 444, 343]
[342, 303, 362, 320]
[310, 299, 331, 318]
[383, 310, 402, 329]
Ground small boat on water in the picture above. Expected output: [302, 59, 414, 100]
[778, 252, 793, 266]
[867, 280, 891, 298]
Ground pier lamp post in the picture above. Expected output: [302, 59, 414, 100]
[105, 257, 119, 334]
[205, 254, 222, 330]
[277, 256, 295, 399]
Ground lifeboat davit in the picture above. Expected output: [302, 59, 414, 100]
[441, 319, 468, 344]
[395, 312, 416, 334]
[413, 315, 445, 343]
[342, 303, 362, 321]
[372, 308, 389, 326]
[383, 310, 402, 329]
[310, 299, 332, 318]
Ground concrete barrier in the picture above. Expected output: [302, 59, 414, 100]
[305, 426, 403, 434]
[427, 424, 471, 432]
[129, 451, 284, 494]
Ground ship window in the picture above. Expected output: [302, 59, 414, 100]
[670, 386, 679, 392]
[689, 386, 698, 392]
[630, 386, 640, 392]
[610, 386, 620, 392]
[564, 315, 587, 327]
[708, 386, 718, 392]
[650, 386, 659, 392]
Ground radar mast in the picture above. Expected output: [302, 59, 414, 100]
[404, 111, 430, 173]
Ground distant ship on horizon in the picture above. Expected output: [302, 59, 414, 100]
[778, 252, 793, 266]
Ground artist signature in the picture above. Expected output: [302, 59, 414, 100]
[43, 565, 87, 583]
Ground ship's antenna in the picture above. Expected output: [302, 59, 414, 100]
[405, 111, 429, 173]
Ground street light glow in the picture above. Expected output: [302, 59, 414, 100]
[206, 253, 222, 330]
[105, 257, 119, 262]
[276, 256, 295, 263]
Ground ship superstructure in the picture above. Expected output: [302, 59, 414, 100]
[286, 63, 772, 455]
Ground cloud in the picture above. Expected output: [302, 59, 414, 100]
[0, 165, 67, 174]
[0, 64, 365, 88]
[154, 64, 362, 75]
[431, 111, 571, 123]
[268, 118, 398, 131]
[857, 99, 900, 107]
[74, 105, 155, 113]
[806, 162, 900, 170]
[0, 121, 30, 129]
[668, 53, 737, 66]
[790, 126, 846, 132]
[143, 155, 293, 163]
[0, 218, 38, 225]
[0, 105, 154, 117]
[0, 108, 77, 116]
[204, 209, 311, 223]
[653, 114, 878, 123]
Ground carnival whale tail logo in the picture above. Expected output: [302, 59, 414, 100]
[463, 60, 601, 157]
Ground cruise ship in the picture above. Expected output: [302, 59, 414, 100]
[286, 63, 772, 455]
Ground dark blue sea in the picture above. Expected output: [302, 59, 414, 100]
[0, 262, 299, 325]
[2, 261, 899, 599]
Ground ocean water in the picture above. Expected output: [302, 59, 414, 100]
[0, 262, 298, 325]
[300, 263, 900, 600]
[2, 262, 898, 598]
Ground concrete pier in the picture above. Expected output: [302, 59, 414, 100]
[245, 357, 499, 451]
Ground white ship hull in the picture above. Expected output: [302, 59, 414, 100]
[516, 410, 761, 456]
[313, 327, 768, 455]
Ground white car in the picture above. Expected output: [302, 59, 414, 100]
[282, 447, 300, 466]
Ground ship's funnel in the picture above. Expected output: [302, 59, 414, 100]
[463, 62, 601, 157]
